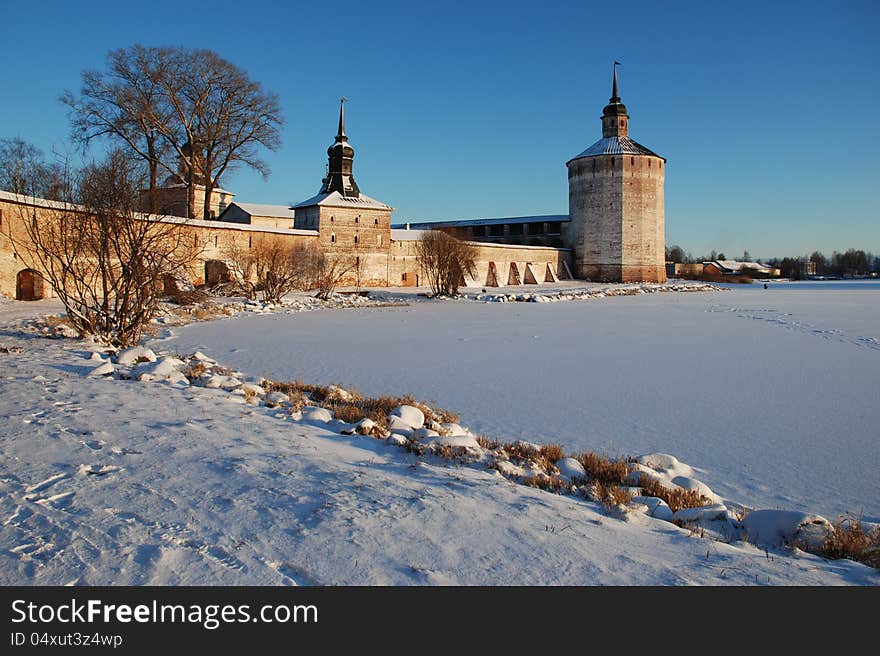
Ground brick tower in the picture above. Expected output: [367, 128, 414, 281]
[565, 64, 666, 283]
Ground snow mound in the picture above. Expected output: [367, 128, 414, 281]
[139, 356, 185, 377]
[302, 406, 333, 423]
[440, 422, 467, 436]
[387, 415, 414, 435]
[672, 504, 729, 524]
[670, 476, 718, 503]
[386, 434, 409, 446]
[239, 383, 265, 397]
[556, 457, 587, 481]
[264, 391, 290, 407]
[632, 496, 674, 521]
[88, 361, 115, 377]
[412, 427, 440, 439]
[434, 435, 481, 450]
[116, 346, 157, 366]
[637, 453, 695, 478]
[742, 510, 834, 550]
[192, 351, 215, 363]
[390, 405, 425, 429]
[204, 374, 242, 389]
[88, 351, 105, 362]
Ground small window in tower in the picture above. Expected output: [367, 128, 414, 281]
[248, 235, 252, 248]
[355, 216, 359, 223]
[631, 157, 635, 166]
[374, 218, 378, 225]
[330, 216, 334, 222]
[331, 233, 336, 243]
[354, 234, 359, 244]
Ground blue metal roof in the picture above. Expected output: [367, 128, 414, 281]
[568, 136, 663, 162]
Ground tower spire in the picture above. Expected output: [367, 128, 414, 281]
[320, 97, 359, 197]
[337, 96, 348, 140]
[602, 62, 628, 138]
[611, 61, 620, 102]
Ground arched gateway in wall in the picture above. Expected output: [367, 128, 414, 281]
[16, 269, 44, 301]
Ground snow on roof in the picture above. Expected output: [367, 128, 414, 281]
[229, 202, 295, 218]
[0, 189, 317, 237]
[390, 229, 431, 241]
[567, 136, 664, 162]
[395, 214, 570, 229]
[292, 190, 393, 211]
[389, 228, 569, 250]
[706, 260, 773, 273]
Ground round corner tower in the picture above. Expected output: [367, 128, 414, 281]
[565, 65, 666, 283]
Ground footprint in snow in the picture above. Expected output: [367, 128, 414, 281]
[24, 472, 69, 497]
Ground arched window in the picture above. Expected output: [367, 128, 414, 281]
[374, 218, 378, 225]
[331, 233, 336, 243]
[355, 216, 359, 224]
[354, 234, 359, 244]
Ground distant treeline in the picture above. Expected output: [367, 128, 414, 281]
[665, 246, 878, 279]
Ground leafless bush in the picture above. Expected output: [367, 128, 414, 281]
[9, 152, 201, 345]
[637, 475, 711, 513]
[310, 251, 357, 300]
[815, 516, 880, 569]
[225, 236, 316, 303]
[574, 452, 631, 487]
[415, 231, 477, 296]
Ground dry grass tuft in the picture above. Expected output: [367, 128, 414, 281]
[331, 403, 366, 424]
[501, 441, 540, 463]
[637, 475, 711, 513]
[476, 435, 500, 450]
[595, 481, 633, 512]
[522, 475, 571, 494]
[574, 452, 630, 487]
[185, 362, 208, 380]
[168, 290, 210, 306]
[817, 517, 880, 569]
[537, 444, 565, 472]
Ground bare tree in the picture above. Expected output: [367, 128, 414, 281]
[184, 51, 283, 221]
[309, 252, 356, 300]
[8, 151, 201, 345]
[225, 235, 314, 304]
[62, 46, 283, 220]
[0, 138, 67, 199]
[61, 45, 176, 212]
[415, 231, 477, 296]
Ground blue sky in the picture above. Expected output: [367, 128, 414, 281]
[1, 0, 877, 258]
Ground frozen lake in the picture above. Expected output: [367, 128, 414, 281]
[157, 286, 880, 521]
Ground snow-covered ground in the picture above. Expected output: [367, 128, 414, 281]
[156, 283, 880, 522]
[1, 285, 877, 585]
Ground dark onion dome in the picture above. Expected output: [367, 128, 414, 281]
[567, 136, 664, 162]
[327, 140, 354, 156]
